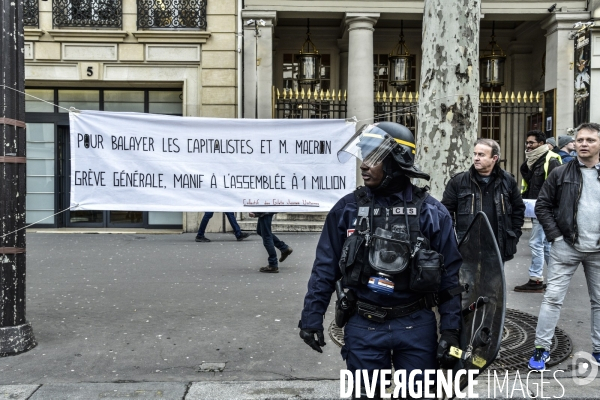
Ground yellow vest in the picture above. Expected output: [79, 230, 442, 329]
[521, 151, 562, 194]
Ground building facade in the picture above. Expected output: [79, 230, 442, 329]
[22, 0, 600, 232]
[243, 0, 600, 178]
[23, 0, 238, 232]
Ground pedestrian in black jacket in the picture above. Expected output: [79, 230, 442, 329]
[516, 130, 562, 292]
[528, 122, 600, 370]
[442, 138, 525, 262]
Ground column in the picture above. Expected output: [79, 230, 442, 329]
[242, 11, 276, 119]
[344, 13, 379, 125]
[591, 0, 600, 18]
[337, 39, 349, 92]
[541, 12, 590, 135]
[506, 43, 534, 173]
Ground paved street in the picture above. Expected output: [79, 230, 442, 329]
[1, 229, 599, 399]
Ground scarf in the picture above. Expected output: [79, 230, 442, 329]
[525, 145, 548, 169]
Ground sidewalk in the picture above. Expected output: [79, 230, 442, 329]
[0, 231, 598, 399]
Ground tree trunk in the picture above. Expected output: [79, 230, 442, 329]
[416, 0, 480, 199]
[0, 0, 36, 356]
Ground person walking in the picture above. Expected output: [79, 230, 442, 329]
[514, 130, 561, 293]
[249, 212, 293, 273]
[528, 122, 600, 370]
[195, 212, 249, 242]
[442, 138, 525, 262]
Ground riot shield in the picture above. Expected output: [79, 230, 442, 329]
[451, 211, 506, 395]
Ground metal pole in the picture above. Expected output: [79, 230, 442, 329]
[0, 0, 36, 356]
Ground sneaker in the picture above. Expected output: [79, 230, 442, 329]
[528, 347, 550, 370]
[237, 232, 249, 241]
[195, 236, 210, 243]
[514, 279, 545, 293]
[279, 247, 293, 262]
[593, 352, 600, 366]
[259, 265, 279, 273]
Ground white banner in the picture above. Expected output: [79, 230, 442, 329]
[69, 111, 357, 212]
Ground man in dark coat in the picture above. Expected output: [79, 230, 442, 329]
[442, 138, 525, 262]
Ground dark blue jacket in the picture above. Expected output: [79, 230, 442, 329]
[300, 184, 463, 332]
[557, 150, 575, 164]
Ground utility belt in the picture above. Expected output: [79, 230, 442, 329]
[355, 296, 430, 323]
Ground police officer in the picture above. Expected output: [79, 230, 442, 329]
[298, 122, 463, 399]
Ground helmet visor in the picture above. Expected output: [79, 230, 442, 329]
[337, 124, 398, 168]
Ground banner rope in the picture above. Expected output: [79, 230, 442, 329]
[0, 204, 80, 239]
[1, 84, 73, 113]
[1, 84, 473, 125]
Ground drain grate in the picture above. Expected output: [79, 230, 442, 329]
[328, 308, 572, 371]
[491, 309, 572, 371]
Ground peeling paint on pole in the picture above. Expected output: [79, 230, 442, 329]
[416, 0, 480, 199]
[0, 0, 36, 356]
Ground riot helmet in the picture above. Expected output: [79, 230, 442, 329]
[338, 122, 430, 181]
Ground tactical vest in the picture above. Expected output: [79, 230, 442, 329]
[339, 186, 430, 292]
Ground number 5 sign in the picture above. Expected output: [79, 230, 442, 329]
[80, 62, 100, 80]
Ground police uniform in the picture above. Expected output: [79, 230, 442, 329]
[298, 122, 462, 397]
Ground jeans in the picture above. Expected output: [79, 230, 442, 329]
[529, 218, 551, 279]
[535, 239, 600, 353]
[341, 309, 438, 399]
[197, 212, 242, 238]
[256, 214, 288, 267]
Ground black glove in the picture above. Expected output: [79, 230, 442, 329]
[299, 328, 326, 353]
[437, 329, 460, 369]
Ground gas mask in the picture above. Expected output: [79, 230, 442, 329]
[366, 224, 412, 295]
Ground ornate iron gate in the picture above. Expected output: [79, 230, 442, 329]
[273, 88, 543, 176]
[273, 88, 347, 120]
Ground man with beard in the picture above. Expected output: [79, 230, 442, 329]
[514, 131, 561, 293]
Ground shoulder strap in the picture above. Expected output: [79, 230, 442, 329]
[411, 186, 429, 208]
[353, 186, 371, 207]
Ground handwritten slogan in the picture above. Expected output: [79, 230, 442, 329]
[69, 111, 357, 212]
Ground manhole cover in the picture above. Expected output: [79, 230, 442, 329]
[328, 308, 572, 371]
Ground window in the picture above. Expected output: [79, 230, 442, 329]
[58, 90, 100, 113]
[26, 124, 55, 224]
[24, 0, 39, 27]
[104, 91, 145, 113]
[149, 91, 183, 115]
[25, 89, 54, 113]
[53, 0, 122, 28]
[137, 0, 207, 29]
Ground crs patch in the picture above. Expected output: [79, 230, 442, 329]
[392, 207, 417, 215]
[347, 229, 355, 237]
